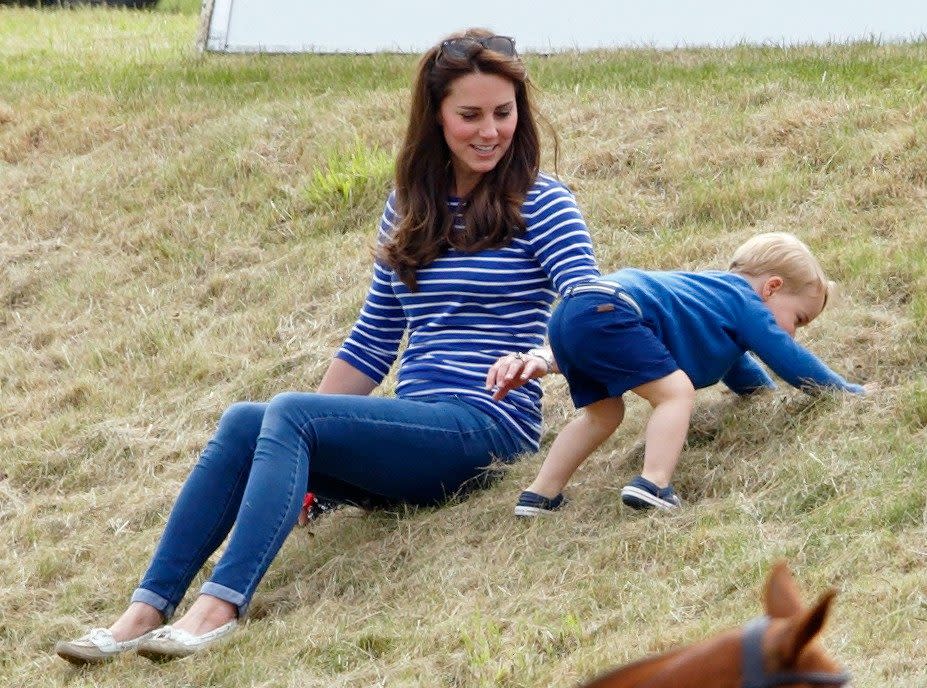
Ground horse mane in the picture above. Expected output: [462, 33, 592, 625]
[580, 630, 743, 688]
[579, 645, 689, 688]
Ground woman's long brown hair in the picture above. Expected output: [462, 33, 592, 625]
[381, 28, 543, 291]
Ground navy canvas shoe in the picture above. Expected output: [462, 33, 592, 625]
[620, 475, 681, 511]
[514, 490, 565, 517]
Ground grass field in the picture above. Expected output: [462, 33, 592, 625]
[1, 5, 926, 687]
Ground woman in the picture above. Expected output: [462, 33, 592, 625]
[55, 28, 599, 663]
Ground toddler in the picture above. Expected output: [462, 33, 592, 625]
[504, 232, 865, 516]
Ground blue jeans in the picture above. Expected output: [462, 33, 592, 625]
[131, 392, 527, 618]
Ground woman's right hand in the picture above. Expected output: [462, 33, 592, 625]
[485, 352, 550, 401]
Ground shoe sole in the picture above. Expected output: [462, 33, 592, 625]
[55, 645, 113, 665]
[513, 504, 557, 517]
[620, 486, 680, 511]
[136, 646, 191, 662]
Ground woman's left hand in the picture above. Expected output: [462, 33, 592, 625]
[485, 352, 549, 401]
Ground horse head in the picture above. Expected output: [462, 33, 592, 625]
[578, 561, 850, 688]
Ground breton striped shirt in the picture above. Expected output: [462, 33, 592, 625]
[337, 174, 599, 451]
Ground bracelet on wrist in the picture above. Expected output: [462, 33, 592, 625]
[527, 348, 554, 373]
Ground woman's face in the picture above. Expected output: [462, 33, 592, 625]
[438, 71, 518, 197]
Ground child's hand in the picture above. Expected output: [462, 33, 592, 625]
[486, 352, 548, 400]
[862, 381, 879, 395]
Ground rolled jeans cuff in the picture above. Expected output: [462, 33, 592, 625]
[131, 587, 175, 621]
[200, 581, 248, 618]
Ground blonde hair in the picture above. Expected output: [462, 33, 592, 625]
[729, 232, 830, 306]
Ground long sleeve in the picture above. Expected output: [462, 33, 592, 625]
[722, 353, 776, 395]
[740, 302, 864, 395]
[335, 196, 407, 384]
[522, 182, 599, 294]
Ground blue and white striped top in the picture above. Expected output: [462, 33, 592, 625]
[337, 174, 599, 450]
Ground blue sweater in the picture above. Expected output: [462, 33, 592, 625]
[605, 268, 864, 395]
[338, 175, 600, 450]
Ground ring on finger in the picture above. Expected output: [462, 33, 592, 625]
[513, 352, 524, 361]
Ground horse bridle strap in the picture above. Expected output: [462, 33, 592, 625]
[741, 616, 852, 688]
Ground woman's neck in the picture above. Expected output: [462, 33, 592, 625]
[452, 169, 482, 198]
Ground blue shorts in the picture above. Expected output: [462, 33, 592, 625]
[548, 282, 680, 408]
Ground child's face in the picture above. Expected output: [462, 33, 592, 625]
[762, 278, 826, 337]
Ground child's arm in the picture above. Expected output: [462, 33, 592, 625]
[741, 309, 865, 394]
[722, 353, 776, 395]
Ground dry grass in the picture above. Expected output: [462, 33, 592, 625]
[1, 7, 926, 687]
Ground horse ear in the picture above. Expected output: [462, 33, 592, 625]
[763, 560, 804, 618]
[776, 589, 836, 665]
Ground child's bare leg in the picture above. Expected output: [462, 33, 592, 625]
[525, 396, 624, 498]
[632, 370, 695, 487]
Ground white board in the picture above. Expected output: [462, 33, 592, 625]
[200, 0, 927, 53]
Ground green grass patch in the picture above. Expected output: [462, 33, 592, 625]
[304, 140, 394, 216]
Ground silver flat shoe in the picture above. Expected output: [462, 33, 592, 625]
[136, 620, 238, 661]
[55, 627, 156, 665]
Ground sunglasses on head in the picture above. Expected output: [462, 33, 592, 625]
[437, 35, 517, 62]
